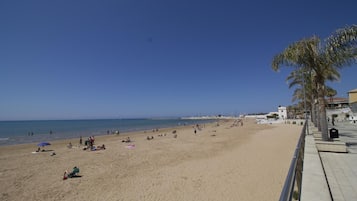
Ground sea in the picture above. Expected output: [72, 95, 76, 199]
[0, 118, 214, 146]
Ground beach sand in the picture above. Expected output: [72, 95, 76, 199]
[0, 119, 302, 201]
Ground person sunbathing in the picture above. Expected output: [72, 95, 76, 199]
[68, 167, 80, 178]
[96, 144, 106, 150]
[122, 137, 131, 143]
[63, 166, 80, 180]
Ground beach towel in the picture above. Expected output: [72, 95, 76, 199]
[126, 144, 135, 149]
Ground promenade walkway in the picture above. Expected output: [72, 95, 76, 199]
[319, 122, 357, 201]
[301, 121, 357, 201]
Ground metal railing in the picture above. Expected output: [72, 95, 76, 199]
[279, 121, 306, 201]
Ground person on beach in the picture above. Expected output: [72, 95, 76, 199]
[79, 136, 82, 145]
[63, 171, 68, 180]
[122, 137, 131, 143]
[332, 117, 335, 126]
[87, 136, 95, 147]
[63, 166, 80, 180]
[92, 144, 106, 151]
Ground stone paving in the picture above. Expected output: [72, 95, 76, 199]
[319, 121, 357, 201]
[332, 121, 357, 153]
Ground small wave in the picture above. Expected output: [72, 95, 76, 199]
[0, 137, 9, 141]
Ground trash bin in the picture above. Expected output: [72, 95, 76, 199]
[329, 128, 339, 138]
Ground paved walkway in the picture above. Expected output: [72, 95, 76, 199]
[320, 121, 357, 201]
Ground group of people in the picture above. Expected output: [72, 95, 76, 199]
[193, 124, 205, 134]
[231, 119, 244, 127]
[82, 136, 94, 150]
[83, 136, 95, 147]
[157, 133, 167, 137]
[79, 136, 107, 151]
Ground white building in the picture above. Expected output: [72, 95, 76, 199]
[278, 106, 287, 120]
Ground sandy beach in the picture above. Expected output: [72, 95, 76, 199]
[0, 119, 302, 201]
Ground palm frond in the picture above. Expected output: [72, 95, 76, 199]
[325, 25, 357, 68]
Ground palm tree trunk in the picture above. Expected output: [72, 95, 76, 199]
[311, 103, 315, 125]
[310, 94, 316, 126]
[317, 83, 329, 140]
[311, 80, 319, 127]
[316, 101, 321, 130]
[313, 82, 320, 129]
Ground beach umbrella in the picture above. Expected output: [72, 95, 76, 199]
[37, 142, 51, 147]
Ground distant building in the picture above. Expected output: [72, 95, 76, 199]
[348, 88, 357, 113]
[325, 97, 349, 109]
[278, 106, 287, 120]
[325, 88, 357, 122]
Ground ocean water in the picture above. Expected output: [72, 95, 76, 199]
[0, 119, 213, 146]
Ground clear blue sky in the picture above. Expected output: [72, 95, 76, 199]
[1, 0, 356, 120]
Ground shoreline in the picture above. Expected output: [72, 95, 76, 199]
[0, 119, 222, 150]
[0, 118, 216, 147]
[0, 118, 302, 201]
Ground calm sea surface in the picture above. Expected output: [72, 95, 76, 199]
[0, 119, 213, 146]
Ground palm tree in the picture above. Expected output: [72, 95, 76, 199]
[286, 68, 328, 131]
[287, 104, 300, 119]
[272, 37, 323, 130]
[286, 69, 313, 115]
[272, 25, 357, 141]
